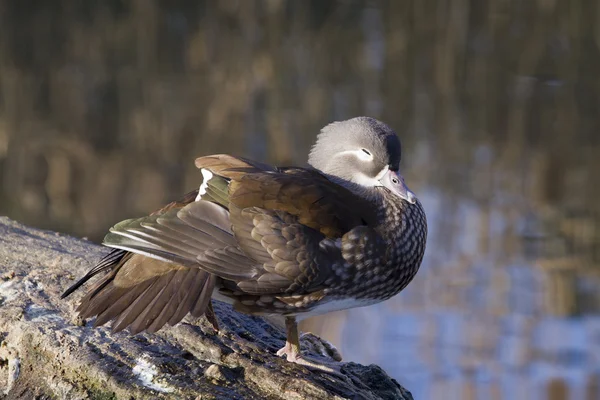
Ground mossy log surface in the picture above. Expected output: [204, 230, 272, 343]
[0, 217, 413, 400]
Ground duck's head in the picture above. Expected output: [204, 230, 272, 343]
[308, 116, 416, 204]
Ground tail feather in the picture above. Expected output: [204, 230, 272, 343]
[72, 252, 217, 334]
[168, 268, 212, 326]
[63, 186, 223, 335]
[191, 274, 217, 317]
[61, 249, 127, 299]
[89, 278, 155, 325]
[146, 268, 196, 332]
[127, 270, 181, 335]
[110, 272, 177, 333]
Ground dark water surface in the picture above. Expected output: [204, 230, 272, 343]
[1, 2, 600, 399]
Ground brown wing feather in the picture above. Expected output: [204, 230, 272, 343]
[227, 206, 334, 295]
[66, 155, 378, 334]
[61, 189, 201, 300]
[195, 154, 277, 179]
[64, 188, 218, 334]
[197, 159, 378, 295]
[129, 156, 376, 295]
[196, 155, 376, 238]
[229, 168, 375, 238]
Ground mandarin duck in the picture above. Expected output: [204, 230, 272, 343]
[62, 117, 427, 373]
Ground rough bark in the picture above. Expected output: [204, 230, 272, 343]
[0, 217, 413, 400]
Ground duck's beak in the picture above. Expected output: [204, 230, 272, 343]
[379, 169, 417, 204]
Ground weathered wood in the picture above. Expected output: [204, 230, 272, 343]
[0, 217, 412, 400]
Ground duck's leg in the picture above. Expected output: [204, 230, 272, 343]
[276, 317, 301, 359]
[276, 316, 344, 376]
[204, 301, 220, 331]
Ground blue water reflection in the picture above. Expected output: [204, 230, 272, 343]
[312, 187, 600, 399]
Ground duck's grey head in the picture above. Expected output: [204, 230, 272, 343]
[308, 117, 416, 204]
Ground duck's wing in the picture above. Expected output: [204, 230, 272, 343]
[196, 154, 378, 236]
[61, 189, 219, 334]
[61, 188, 201, 299]
[102, 155, 381, 297]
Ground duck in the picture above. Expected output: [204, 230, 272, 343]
[62, 116, 427, 373]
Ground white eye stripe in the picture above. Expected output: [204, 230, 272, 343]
[338, 149, 374, 162]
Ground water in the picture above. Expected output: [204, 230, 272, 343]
[1, 1, 599, 398]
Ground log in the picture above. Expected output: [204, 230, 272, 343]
[0, 217, 413, 400]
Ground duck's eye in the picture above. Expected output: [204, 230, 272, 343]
[391, 177, 399, 184]
[355, 148, 374, 161]
[346, 148, 374, 162]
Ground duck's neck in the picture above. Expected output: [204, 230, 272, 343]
[320, 173, 380, 202]
[320, 171, 427, 244]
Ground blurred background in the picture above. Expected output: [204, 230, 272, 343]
[1, 0, 600, 398]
